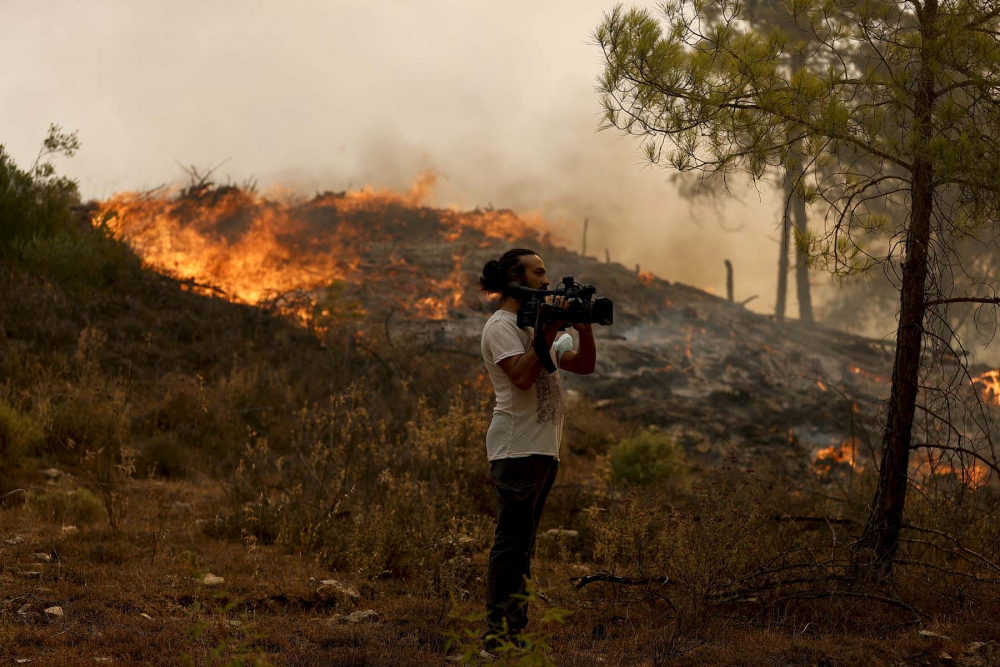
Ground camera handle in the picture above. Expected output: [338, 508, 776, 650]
[533, 302, 558, 374]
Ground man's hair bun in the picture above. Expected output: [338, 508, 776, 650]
[479, 259, 504, 293]
[478, 248, 539, 297]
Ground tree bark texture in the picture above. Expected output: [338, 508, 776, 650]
[793, 183, 812, 323]
[789, 52, 813, 324]
[776, 178, 791, 322]
[725, 259, 734, 302]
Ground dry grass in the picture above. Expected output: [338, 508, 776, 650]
[3, 470, 999, 666]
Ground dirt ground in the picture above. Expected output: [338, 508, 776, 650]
[1, 475, 990, 667]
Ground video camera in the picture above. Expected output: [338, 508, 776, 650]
[508, 275, 613, 373]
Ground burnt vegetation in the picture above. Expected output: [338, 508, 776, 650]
[2, 127, 1000, 666]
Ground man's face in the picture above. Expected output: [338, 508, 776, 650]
[517, 254, 550, 291]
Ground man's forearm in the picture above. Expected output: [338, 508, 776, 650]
[575, 326, 597, 374]
[510, 327, 560, 389]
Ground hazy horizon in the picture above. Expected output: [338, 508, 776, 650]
[2, 0, 868, 331]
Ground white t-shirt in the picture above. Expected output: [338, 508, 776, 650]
[480, 310, 564, 461]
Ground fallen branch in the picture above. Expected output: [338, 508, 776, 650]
[771, 515, 856, 525]
[570, 573, 671, 590]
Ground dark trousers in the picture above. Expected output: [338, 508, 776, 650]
[484, 454, 559, 637]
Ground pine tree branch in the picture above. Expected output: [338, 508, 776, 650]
[925, 297, 1000, 307]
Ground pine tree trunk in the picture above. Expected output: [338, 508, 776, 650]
[860, 0, 937, 573]
[793, 187, 812, 323]
[775, 179, 791, 323]
[788, 51, 813, 325]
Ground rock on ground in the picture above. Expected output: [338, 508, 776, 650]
[317, 579, 360, 601]
[335, 610, 378, 624]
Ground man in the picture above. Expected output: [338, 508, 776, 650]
[477, 248, 597, 656]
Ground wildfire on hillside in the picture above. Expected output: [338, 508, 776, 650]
[93, 173, 559, 322]
[972, 369, 1000, 406]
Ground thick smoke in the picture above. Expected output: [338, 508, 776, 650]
[0, 0, 844, 326]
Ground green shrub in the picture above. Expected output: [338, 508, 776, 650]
[609, 426, 685, 487]
[0, 125, 81, 254]
[0, 399, 45, 466]
[0, 125, 138, 293]
[31, 486, 104, 524]
[14, 224, 139, 293]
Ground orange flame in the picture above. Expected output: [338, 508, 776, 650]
[813, 437, 864, 477]
[97, 187, 357, 306]
[847, 364, 889, 384]
[637, 270, 655, 286]
[912, 450, 991, 489]
[93, 174, 557, 323]
[415, 255, 467, 320]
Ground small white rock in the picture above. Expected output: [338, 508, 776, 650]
[61, 525, 79, 535]
[44, 606, 64, 618]
[19, 571, 41, 579]
[140, 613, 152, 620]
[40, 468, 61, 479]
[918, 630, 952, 640]
[318, 579, 360, 600]
[336, 609, 378, 624]
[6, 535, 25, 545]
[15, 659, 32, 664]
[31, 552, 52, 563]
[200, 573, 225, 586]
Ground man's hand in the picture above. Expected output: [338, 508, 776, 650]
[560, 320, 597, 375]
[542, 295, 568, 339]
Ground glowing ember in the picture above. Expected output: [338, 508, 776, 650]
[847, 364, 889, 384]
[637, 270, 655, 286]
[816, 380, 828, 392]
[972, 369, 1000, 406]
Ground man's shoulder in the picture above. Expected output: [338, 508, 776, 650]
[483, 311, 521, 334]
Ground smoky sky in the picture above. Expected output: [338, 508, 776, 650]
[4, 0, 801, 318]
